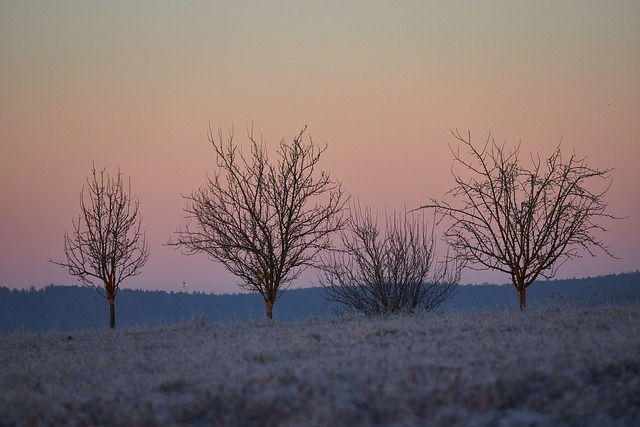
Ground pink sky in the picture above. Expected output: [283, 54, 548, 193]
[1, 1, 639, 294]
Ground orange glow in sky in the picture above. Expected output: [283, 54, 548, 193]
[1, 2, 639, 293]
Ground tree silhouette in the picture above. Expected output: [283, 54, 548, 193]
[50, 164, 149, 328]
[421, 130, 617, 310]
[172, 124, 347, 319]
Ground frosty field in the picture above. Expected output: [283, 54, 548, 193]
[1, 304, 639, 426]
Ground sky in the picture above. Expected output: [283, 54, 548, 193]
[1, 1, 639, 294]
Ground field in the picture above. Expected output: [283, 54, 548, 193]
[1, 304, 639, 426]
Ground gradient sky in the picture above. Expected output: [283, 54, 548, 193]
[1, 1, 639, 294]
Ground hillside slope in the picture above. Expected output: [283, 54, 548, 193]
[1, 304, 639, 426]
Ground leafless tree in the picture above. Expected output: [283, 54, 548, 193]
[421, 130, 617, 310]
[319, 204, 460, 316]
[171, 124, 348, 320]
[50, 164, 150, 328]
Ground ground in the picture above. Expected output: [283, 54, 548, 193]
[1, 304, 639, 426]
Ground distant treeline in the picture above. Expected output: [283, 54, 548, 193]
[1, 271, 638, 333]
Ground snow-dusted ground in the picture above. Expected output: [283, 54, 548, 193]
[1, 304, 639, 426]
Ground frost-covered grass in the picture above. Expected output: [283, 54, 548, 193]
[1, 304, 639, 426]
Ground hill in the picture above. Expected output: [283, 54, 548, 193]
[1, 271, 638, 333]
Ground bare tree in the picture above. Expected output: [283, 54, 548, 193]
[50, 164, 150, 328]
[320, 204, 460, 315]
[171, 124, 347, 320]
[421, 130, 617, 310]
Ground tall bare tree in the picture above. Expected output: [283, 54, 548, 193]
[421, 130, 617, 310]
[172, 124, 347, 319]
[50, 164, 150, 328]
[320, 204, 460, 315]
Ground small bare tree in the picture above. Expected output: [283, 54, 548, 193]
[320, 204, 460, 315]
[421, 130, 617, 310]
[172, 124, 347, 320]
[50, 164, 150, 328]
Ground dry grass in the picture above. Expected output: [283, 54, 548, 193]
[1, 304, 639, 426]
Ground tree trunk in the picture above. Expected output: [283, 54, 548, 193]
[265, 299, 273, 320]
[109, 296, 116, 329]
[518, 286, 526, 312]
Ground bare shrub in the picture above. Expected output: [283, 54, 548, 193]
[320, 204, 460, 315]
